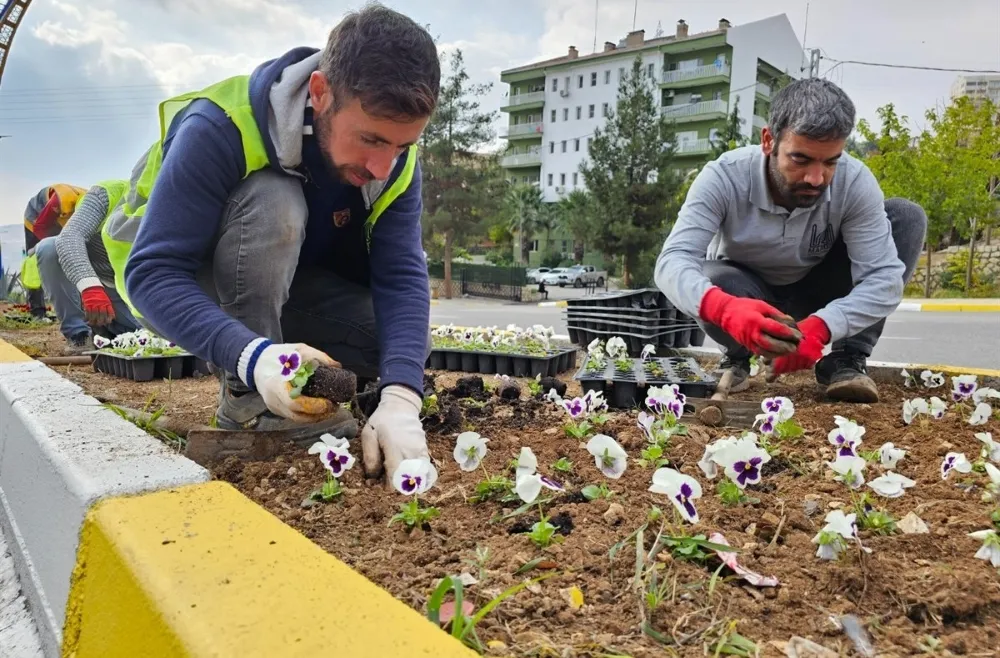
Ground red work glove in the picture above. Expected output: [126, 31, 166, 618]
[698, 287, 799, 357]
[769, 315, 830, 375]
[81, 286, 115, 326]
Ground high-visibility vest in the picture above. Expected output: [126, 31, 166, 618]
[20, 180, 126, 291]
[102, 74, 417, 318]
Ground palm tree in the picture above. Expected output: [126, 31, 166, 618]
[555, 189, 596, 263]
[503, 184, 545, 264]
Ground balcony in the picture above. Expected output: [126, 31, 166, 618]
[756, 82, 771, 98]
[501, 149, 542, 168]
[661, 63, 730, 86]
[660, 99, 728, 123]
[500, 91, 545, 112]
[502, 121, 544, 140]
[675, 138, 713, 155]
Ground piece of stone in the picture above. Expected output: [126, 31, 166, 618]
[603, 502, 625, 526]
[803, 499, 821, 517]
[784, 636, 837, 658]
[899, 511, 929, 534]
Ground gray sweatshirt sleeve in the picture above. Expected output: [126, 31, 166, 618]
[813, 167, 905, 342]
[654, 162, 729, 319]
[55, 185, 109, 291]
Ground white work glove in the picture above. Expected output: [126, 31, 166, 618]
[361, 385, 429, 483]
[249, 342, 341, 423]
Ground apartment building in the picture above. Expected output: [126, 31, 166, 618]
[950, 74, 1000, 106]
[499, 14, 804, 206]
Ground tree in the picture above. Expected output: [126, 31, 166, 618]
[502, 183, 545, 264]
[579, 56, 681, 287]
[420, 50, 501, 298]
[554, 189, 597, 263]
[710, 94, 750, 158]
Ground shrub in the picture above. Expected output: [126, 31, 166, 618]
[540, 251, 563, 268]
[938, 249, 982, 292]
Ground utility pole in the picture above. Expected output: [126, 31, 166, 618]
[808, 48, 821, 78]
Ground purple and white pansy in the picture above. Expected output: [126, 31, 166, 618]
[902, 398, 930, 425]
[970, 530, 1000, 567]
[761, 396, 794, 421]
[879, 442, 907, 468]
[828, 454, 867, 489]
[827, 417, 865, 457]
[93, 335, 111, 349]
[952, 375, 978, 402]
[561, 397, 587, 419]
[513, 446, 563, 503]
[969, 402, 992, 426]
[921, 369, 945, 388]
[868, 471, 916, 498]
[391, 458, 438, 495]
[308, 433, 355, 477]
[717, 436, 771, 489]
[698, 436, 740, 479]
[649, 467, 702, 523]
[755, 412, 778, 436]
[812, 510, 859, 561]
[586, 434, 628, 479]
[929, 396, 948, 420]
[941, 452, 972, 480]
[976, 433, 1000, 463]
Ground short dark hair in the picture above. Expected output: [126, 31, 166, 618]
[768, 78, 855, 143]
[319, 4, 440, 120]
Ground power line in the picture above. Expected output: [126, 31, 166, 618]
[820, 56, 1000, 75]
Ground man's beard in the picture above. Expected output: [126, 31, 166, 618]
[767, 153, 827, 208]
[313, 111, 373, 186]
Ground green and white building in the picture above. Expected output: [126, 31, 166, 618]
[499, 15, 803, 264]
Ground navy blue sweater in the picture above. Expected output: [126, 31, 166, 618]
[125, 49, 429, 395]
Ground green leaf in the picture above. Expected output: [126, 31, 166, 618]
[581, 485, 602, 501]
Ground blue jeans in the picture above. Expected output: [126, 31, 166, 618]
[34, 237, 139, 340]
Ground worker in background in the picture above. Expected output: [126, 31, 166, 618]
[656, 78, 926, 403]
[103, 5, 438, 482]
[21, 183, 87, 319]
[29, 180, 140, 353]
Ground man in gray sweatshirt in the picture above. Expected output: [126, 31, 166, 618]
[655, 78, 926, 402]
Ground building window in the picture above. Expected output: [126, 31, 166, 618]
[551, 109, 556, 122]
[564, 76, 570, 90]
[549, 141, 554, 153]
[576, 106, 581, 120]
[577, 75, 583, 88]
[560, 173, 566, 185]
[618, 67, 624, 80]
[572, 173, 578, 186]
[530, 240, 539, 252]
[648, 63, 655, 78]
[561, 140, 567, 153]
[587, 137, 593, 147]
[602, 102, 609, 117]
[562, 108, 569, 120]
[588, 104, 595, 118]
[547, 173, 553, 186]
[551, 78, 558, 91]
[590, 72, 597, 86]
[713, 90, 722, 101]
[604, 70, 611, 84]
[574, 138, 580, 152]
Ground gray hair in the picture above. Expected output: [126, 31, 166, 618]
[768, 78, 855, 143]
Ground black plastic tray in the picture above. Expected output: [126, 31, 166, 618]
[426, 347, 578, 377]
[88, 352, 212, 382]
[573, 356, 716, 409]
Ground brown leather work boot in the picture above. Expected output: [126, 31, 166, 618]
[815, 349, 879, 403]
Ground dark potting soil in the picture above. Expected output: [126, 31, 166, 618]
[301, 365, 357, 404]
[538, 376, 567, 398]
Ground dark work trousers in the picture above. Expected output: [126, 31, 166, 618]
[699, 198, 927, 361]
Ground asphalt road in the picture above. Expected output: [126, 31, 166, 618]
[430, 299, 1000, 370]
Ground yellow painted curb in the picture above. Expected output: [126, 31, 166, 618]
[0, 337, 32, 362]
[919, 302, 1000, 312]
[63, 481, 475, 658]
[913, 364, 1000, 378]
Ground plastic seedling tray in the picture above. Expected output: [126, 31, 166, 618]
[88, 351, 208, 382]
[426, 347, 578, 377]
[573, 356, 716, 409]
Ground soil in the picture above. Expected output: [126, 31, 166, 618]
[213, 368, 1000, 657]
[6, 320, 1000, 655]
[301, 365, 357, 403]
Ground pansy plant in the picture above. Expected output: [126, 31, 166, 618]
[879, 442, 907, 468]
[388, 458, 440, 530]
[921, 369, 945, 388]
[901, 369, 917, 388]
[710, 434, 771, 506]
[969, 402, 993, 427]
[977, 432, 1000, 464]
[649, 467, 702, 523]
[970, 529, 1000, 568]
[513, 447, 564, 548]
[586, 434, 628, 479]
[828, 454, 867, 490]
[952, 374, 978, 403]
[852, 493, 897, 535]
[981, 463, 1000, 504]
[941, 452, 973, 481]
[828, 416, 865, 458]
[902, 398, 931, 426]
[455, 432, 512, 504]
[307, 433, 355, 502]
[812, 509, 863, 561]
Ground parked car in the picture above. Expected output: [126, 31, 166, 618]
[526, 267, 552, 284]
[540, 267, 571, 286]
[564, 264, 607, 288]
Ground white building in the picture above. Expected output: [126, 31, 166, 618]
[499, 15, 804, 203]
[950, 74, 1000, 106]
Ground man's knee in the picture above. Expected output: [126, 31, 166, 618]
[224, 169, 308, 248]
[884, 198, 927, 265]
[33, 236, 58, 266]
[703, 260, 769, 299]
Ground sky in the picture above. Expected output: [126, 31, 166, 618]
[0, 0, 998, 229]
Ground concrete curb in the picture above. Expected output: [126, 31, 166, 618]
[0, 350, 210, 655]
[0, 338, 475, 657]
[898, 301, 1000, 312]
[674, 345, 1000, 388]
[537, 300, 568, 307]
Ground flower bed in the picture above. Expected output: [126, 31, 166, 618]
[215, 367, 1000, 656]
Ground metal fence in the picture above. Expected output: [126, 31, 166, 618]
[427, 263, 526, 302]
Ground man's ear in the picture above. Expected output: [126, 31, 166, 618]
[308, 71, 332, 114]
[761, 126, 776, 157]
